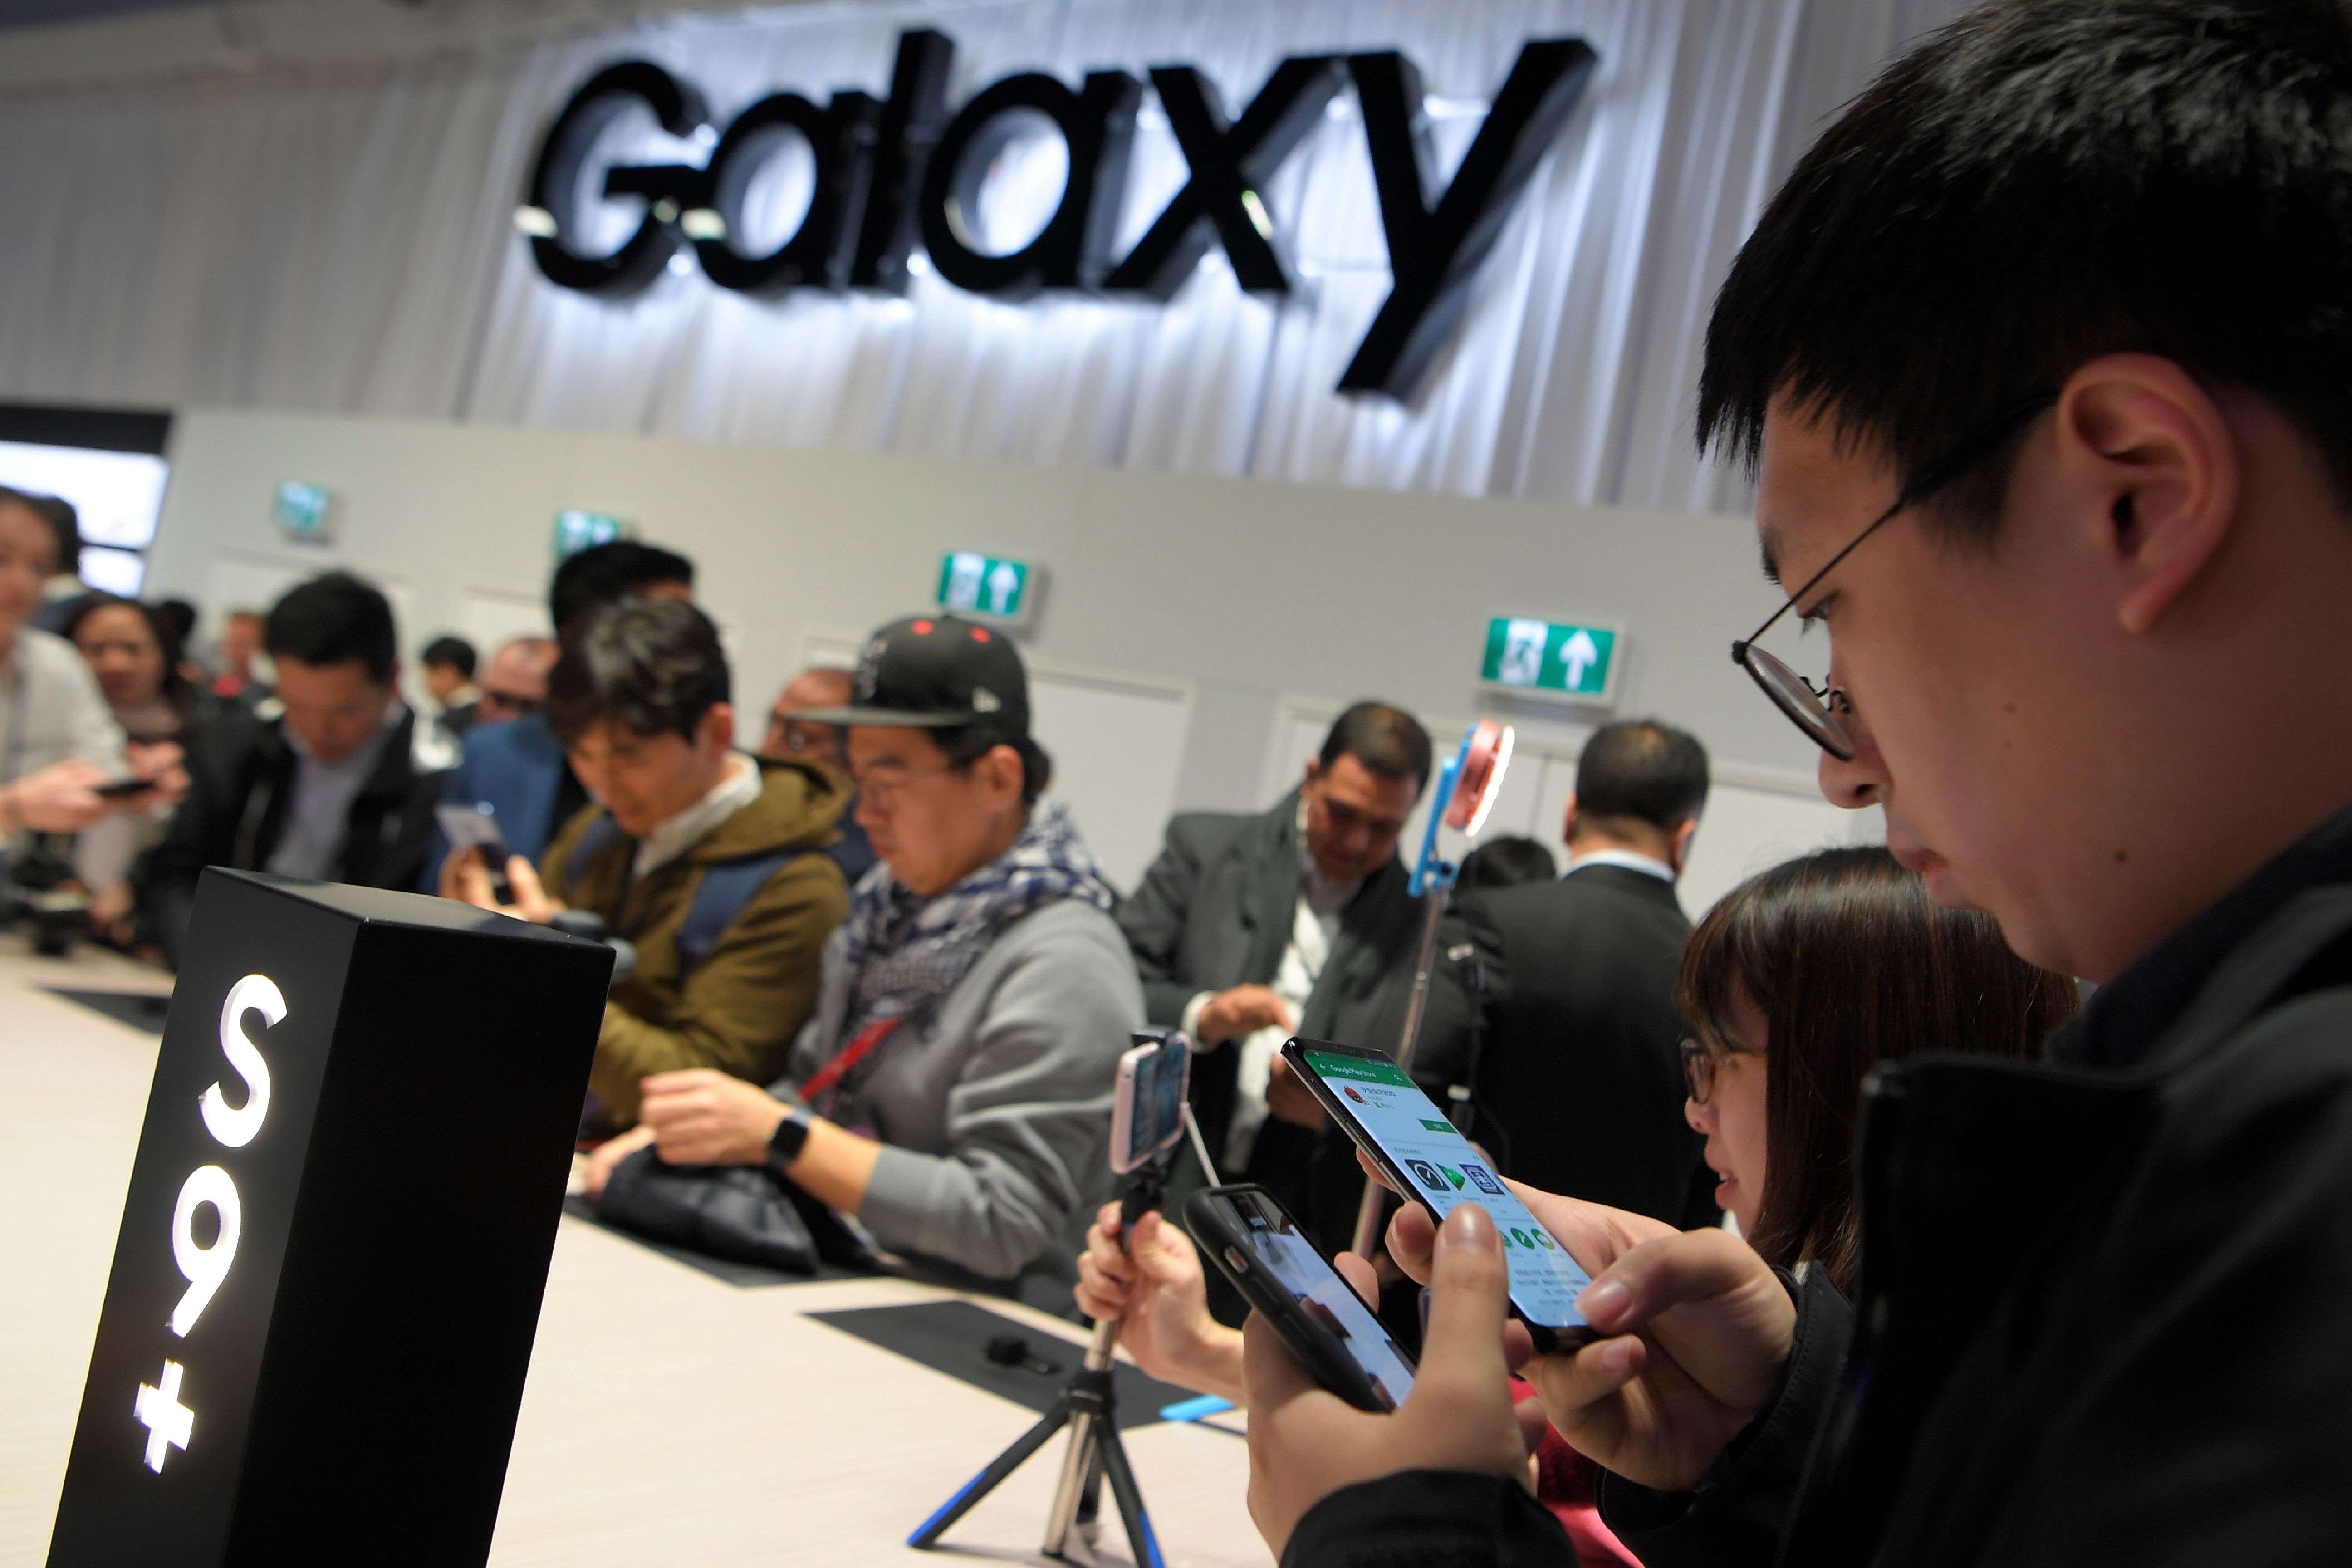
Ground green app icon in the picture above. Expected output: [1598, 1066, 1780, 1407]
[1440, 1166, 1467, 1190]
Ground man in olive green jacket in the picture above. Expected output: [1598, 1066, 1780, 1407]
[444, 598, 851, 1125]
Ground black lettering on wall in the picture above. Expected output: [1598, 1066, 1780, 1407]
[1102, 56, 1344, 298]
[1338, 39, 1596, 399]
[693, 91, 881, 294]
[918, 70, 1143, 297]
[524, 61, 710, 295]
[850, 29, 956, 293]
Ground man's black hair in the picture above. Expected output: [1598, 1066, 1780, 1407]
[265, 572, 397, 685]
[932, 723, 1056, 806]
[548, 541, 695, 636]
[545, 598, 730, 745]
[1459, 835, 1558, 890]
[1699, 0, 2352, 539]
[1317, 701, 1433, 796]
[421, 635, 478, 679]
[1575, 720, 1709, 833]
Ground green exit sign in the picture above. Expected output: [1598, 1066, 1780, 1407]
[553, 510, 627, 559]
[936, 550, 1039, 626]
[271, 481, 333, 540]
[1479, 616, 1623, 704]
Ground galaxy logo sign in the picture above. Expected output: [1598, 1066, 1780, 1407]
[517, 29, 1597, 400]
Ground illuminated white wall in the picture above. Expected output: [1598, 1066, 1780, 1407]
[145, 406, 1878, 905]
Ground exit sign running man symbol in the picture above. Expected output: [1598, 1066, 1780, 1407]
[134, 1360, 193, 1473]
[1480, 616, 1622, 704]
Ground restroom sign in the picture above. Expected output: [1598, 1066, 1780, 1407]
[1480, 616, 1622, 705]
[936, 551, 1039, 626]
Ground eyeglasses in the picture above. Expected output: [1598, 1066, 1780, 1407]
[849, 761, 953, 809]
[1680, 1037, 1752, 1106]
[1730, 391, 2058, 760]
[479, 689, 540, 716]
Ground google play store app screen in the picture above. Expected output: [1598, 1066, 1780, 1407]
[1302, 1048, 1591, 1329]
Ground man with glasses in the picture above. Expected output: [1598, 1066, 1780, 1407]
[760, 664, 877, 884]
[1120, 701, 1432, 1253]
[443, 598, 853, 1129]
[1239, 2, 2352, 1565]
[470, 636, 556, 729]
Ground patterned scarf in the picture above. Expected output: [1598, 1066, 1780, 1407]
[835, 798, 1116, 1045]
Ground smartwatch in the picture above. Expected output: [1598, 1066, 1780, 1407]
[766, 1103, 814, 1173]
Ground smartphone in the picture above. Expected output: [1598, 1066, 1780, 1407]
[1282, 1036, 1595, 1351]
[1185, 1183, 1416, 1413]
[93, 777, 158, 799]
[1109, 1029, 1191, 1174]
[434, 802, 514, 900]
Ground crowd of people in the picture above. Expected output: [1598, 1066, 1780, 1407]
[4, 0, 2348, 1559]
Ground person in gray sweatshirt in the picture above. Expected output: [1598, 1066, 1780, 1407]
[584, 614, 1141, 1309]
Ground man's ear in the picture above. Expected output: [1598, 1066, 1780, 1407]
[1560, 794, 1579, 846]
[1302, 757, 1323, 793]
[699, 701, 736, 758]
[2055, 354, 2241, 637]
[1668, 816, 1700, 877]
[982, 742, 1027, 806]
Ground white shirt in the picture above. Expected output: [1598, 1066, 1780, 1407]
[1563, 847, 1676, 883]
[1183, 809, 1364, 1169]
[631, 753, 760, 879]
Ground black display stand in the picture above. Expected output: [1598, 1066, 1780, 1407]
[47, 869, 613, 1567]
[909, 1153, 1172, 1566]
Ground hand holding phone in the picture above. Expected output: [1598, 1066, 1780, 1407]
[1282, 1037, 1595, 1351]
[1186, 1184, 1415, 1413]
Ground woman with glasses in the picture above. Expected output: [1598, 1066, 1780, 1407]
[1679, 846, 2076, 1290]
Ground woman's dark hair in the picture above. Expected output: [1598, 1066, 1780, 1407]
[931, 723, 1054, 806]
[545, 598, 729, 745]
[1678, 846, 2078, 1290]
[61, 593, 196, 720]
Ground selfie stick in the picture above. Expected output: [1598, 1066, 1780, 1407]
[1349, 720, 1514, 1259]
[909, 1148, 1176, 1566]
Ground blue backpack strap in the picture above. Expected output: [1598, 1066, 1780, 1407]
[565, 813, 625, 893]
[677, 849, 798, 977]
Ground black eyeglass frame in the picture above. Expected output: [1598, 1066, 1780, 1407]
[1729, 391, 2059, 760]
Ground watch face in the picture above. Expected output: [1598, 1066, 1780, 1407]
[769, 1109, 811, 1166]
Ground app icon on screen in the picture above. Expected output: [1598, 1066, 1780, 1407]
[1463, 1162, 1505, 1196]
[1405, 1158, 1446, 1191]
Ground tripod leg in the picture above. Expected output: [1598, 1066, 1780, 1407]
[1075, 1438, 1105, 1529]
[1040, 1409, 1096, 1557]
[1096, 1426, 1166, 1568]
[908, 1400, 1072, 1549]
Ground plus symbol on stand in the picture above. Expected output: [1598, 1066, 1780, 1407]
[134, 1359, 194, 1473]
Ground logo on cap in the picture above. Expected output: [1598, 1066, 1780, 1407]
[972, 687, 1000, 714]
[854, 635, 887, 701]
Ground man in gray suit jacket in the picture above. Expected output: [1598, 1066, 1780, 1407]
[1118, 703, 1431, 1248]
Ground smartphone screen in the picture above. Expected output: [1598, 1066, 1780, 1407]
[1205, 1186, 1417, 1411]
[434, 802, 510, 858]
[1292, 1043, 1592, 1334]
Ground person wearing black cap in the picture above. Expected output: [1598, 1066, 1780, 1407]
[584, 614, 1143, 1308]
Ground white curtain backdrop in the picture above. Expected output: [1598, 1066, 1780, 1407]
[0, 0, 1970, 512]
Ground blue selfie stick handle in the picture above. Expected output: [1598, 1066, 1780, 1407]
[1409, 725, 1480, 898]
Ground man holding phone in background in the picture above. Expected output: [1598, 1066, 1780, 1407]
[1244, 2, 2352, 1564]
[146, 571, 445, 967]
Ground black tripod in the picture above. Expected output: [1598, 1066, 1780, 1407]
[909, 1152, 1170, 1566]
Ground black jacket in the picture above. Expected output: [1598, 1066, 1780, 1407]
[1284, 804, 2352, 1568]
[1414, 864, 1709, 1227]
[1118, 792, 1420, 1240]
[145, 701, 456, 967]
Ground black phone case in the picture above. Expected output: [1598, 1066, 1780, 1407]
[1181, 1185, 1402, 1414]
[1279, 1035, 1579, 1352]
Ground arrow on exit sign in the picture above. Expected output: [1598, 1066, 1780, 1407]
[936, 551, 1039, 626]
[1479, 616, 1623, 704]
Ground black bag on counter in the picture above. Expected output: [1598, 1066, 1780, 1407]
[593, 1146, 873, 1275]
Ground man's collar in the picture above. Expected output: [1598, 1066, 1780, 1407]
[2052, 799, 2352, 1069]
[1564, 847, 1676, 884]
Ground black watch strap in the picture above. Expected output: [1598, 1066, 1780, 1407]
[767, 1105, 812, 1171]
